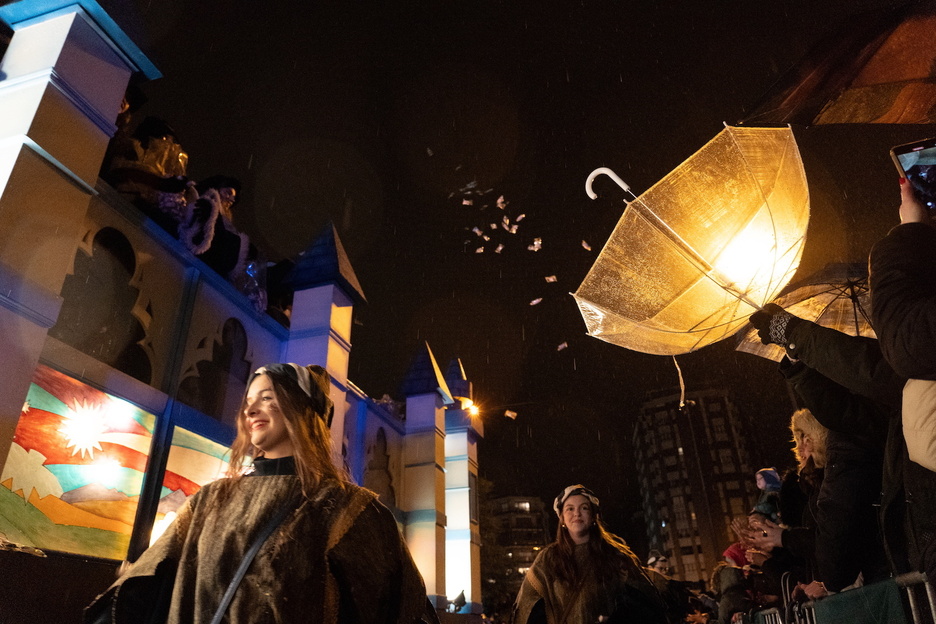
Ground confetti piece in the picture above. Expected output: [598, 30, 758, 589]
[490, 223, 498, 230]
[494, 243, 504, 253]
[460, 180, 478, 192]
[475, 247, 484, 253]
[581, 240, 592, 251]
[545, 275, 557, 282]
[509, 225, 519, 234]
[527, 237, 542, 252]
[516, 213, 526, 222]
[529, 297, 542, 305]
[463, 198, 474, 206]
[502, 216, 510, 228]
[472, 227, 483, 236]
[482, 235, 490, 241]
[427, 147, 434, 156]
[497, 195, 508, 209]
[557, 341, 569, 351]
[504, 410, 517, 419]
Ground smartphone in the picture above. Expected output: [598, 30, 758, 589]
[891, 137, 936, 211]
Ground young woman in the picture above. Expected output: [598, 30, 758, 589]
[87, 363, 438, 624]
[511, 484, 668, 624]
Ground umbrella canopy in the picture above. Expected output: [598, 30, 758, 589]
[573, 125, 810, 356]
[736, 262, 874, 362]
[744, 3, 936, 126]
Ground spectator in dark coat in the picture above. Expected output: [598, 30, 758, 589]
[868, 177, 936, 579]
[751, 276, 936, 583]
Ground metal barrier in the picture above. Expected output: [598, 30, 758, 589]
[897, 572, 935, 624]
[750, 573, 935, 624]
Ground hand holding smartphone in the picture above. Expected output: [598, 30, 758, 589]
[891, 137, 936, 212]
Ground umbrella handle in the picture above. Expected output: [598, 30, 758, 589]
[585, 167, 634, 200]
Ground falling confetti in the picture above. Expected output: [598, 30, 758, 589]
[502, 216, 510, 228]
[496, 195, 508, 209]
[545, 275, 557, 282]
[529, 298, 542, 306]
[475, 247, 484, 253]
[494, 244, 504, 253]
[472, 227, 483, 236]
[505, 410, 518, 420]
[482, 235, 490, 241]
[427, 147, 434, 156]
[516, 213, 526, 222]
[490, 223, 498, 230]
[527, 237, 542, 252]
[557, 342, 569, 351]
[463, 198, 474, 206]
[509, 225, 518, 234]
[581, 240, 592, 251]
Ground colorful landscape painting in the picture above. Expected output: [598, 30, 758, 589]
[0, 365, 229, 560]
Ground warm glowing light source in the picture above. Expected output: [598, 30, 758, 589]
[468, 404, 480, 417]
[88, 457, 123, 488]
[59, 399, 106, 459]
[712, 220, 778, 297]
[103, 396, 139, 431]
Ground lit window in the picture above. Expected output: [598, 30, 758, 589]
[518, 567, 529, 574]
[517, 501, 530, 512]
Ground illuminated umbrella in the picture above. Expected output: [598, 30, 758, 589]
[736, 262, 874, 362]
[573, 125, 810, 356]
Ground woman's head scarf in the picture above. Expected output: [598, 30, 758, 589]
[252, 363, 334, 427]
[553, 484, 600, 518]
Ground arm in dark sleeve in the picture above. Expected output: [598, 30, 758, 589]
[785, 320, 904, 409]
[780, 359, 890, 439]
[869, 222, 936, 379]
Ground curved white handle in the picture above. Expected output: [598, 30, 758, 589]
[585, 167, 631, 200]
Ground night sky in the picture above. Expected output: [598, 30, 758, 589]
[100, 0, 909, 543]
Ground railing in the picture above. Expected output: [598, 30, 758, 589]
[744, 572, 934, 624]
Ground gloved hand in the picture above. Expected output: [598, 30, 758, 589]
[749, 303, 800, 346]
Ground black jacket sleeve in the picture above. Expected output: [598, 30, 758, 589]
[784, 320, 904, 410]
[869, 222, 936, 380]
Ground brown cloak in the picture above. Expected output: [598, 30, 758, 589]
[87, 475, 438, 624]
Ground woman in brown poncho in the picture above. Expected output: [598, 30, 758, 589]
[511, 484, 669, 624]
[87, 363, 438, 624]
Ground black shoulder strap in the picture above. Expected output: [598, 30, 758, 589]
[209, 503, 294, 624]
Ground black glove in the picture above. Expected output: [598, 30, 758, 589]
[749, 303, 800, 346]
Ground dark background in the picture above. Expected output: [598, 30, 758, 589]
[99, 0, 911, 548]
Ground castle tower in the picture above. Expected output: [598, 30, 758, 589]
[283, 221, 365, 451]
[400, 342, 453, 609]
[443, 358, 483, 614]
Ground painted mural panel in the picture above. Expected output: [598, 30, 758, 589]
[149, 424, 230, 545]
[0, 365, 230, 559]
[0, 365, 155, 559]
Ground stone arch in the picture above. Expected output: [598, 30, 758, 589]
[177, 318, 251, 420]
[50, 226, 152, 383]
[363, 427, 396, 507]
